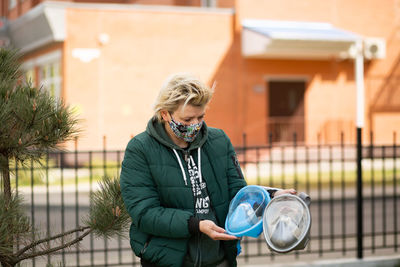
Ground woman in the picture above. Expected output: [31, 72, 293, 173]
[120, 74, 294, 267]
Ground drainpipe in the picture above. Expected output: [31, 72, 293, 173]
[355, 40, 364, 259]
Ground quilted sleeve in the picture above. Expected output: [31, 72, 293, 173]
[120, 138, 192, 238]
[224, 133, 247, 200]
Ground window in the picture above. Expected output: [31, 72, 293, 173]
[201, 0, 217, 7]
[25, 68, 36, 86]
[39, 61, 61, 99]
[22, 50, 62, 100]
[8, 0, 17, 10]
[267, 80, 306, 143]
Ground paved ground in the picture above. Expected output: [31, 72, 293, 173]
[242, 254, 400, 267]
[16, 187, 399, 267]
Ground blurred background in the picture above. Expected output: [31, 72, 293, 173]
[0, 0, 399, 266]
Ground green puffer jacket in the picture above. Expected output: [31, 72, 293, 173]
[120, 118, 247, 267]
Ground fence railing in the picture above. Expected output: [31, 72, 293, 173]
[7, 133, 400, 266]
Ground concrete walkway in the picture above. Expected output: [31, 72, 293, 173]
[243, 255, 400, 267]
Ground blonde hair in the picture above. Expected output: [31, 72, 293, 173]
[153, 73, 214, 122]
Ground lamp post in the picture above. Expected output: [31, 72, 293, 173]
[355, 40, 364, 259]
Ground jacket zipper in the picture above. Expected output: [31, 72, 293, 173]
[183, 149, 189, 162]
[140, 236, 152, 257]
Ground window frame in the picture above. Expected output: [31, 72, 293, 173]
[22, 50, 62, 100]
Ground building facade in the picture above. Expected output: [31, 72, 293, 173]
[0, 0, 398, 150]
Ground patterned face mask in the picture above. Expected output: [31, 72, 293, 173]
[169, 115, 203, 143]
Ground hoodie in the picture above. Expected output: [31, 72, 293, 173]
[147, 118, 224, 266]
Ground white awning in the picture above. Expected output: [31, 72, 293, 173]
[6, 2, 66, 53]
[242, 19, 362, 59]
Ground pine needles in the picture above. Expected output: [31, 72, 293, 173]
[0, 48, 130, 267]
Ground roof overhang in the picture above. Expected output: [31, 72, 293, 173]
[1, 1, 235, 53]
[5, 2, 66, 53]
[242, 19, 362, 60]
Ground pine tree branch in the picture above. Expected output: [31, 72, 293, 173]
[11, 110, 26, 126]
[26, 108, 37, 130]
[0, 254, 15, 267]
[16, 228, 93, 263]
[2, 157, 11, 206]
[15, 226, 91, 257]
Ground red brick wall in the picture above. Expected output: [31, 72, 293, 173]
[63, 6, 235, 150]
[14, 0, 400, 149]
[235, 0, 400, 145]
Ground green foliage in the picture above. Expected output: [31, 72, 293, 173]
[0, 49, 20, 90]
[0, 48, 79, 173]
[0, 177, 130, 266]
[9, 158, 56, 187]
[82, 158, 121, 178]
[249, 168, 400, 189]
[11, 170, 45, 187]
[0, 48, 129, 267]
[0, 192, 32, 255]
[84, 176, 130, 239]
[0, 48, 81, 267]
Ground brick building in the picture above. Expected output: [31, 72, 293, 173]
[0, 0, 398, 149]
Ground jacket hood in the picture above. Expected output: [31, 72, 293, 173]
[146, 117, 208, 151]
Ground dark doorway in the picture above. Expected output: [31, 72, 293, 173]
[268, 80, 305, 143]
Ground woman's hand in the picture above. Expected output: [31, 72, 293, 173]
[274, 188, 297, 197]
[199, 220, 239, 241]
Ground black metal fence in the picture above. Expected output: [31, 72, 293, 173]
[9, 133, 400, 266]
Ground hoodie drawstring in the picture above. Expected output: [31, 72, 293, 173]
[197, 148, 202, 183]
[172, 147, 202, 186]
[173, 149, 187, 186]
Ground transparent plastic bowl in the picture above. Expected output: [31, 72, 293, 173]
[263, 194, 311, 253]
[225, 185, 271, 237]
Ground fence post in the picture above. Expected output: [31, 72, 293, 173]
[103, 135, 109, 266]
[356, 127, 363, 259]
[393, 132, 398, 252]
[74, 136, 80, 266]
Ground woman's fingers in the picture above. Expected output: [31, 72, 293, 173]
[210, 224, 226, 233]
[287, 188, 297, 194]
[275, 188, 297, 197]
[212, 232, 240, 240]
[199, 220, 239, 240]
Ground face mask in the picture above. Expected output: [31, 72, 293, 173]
[169, 115, 203, 142]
